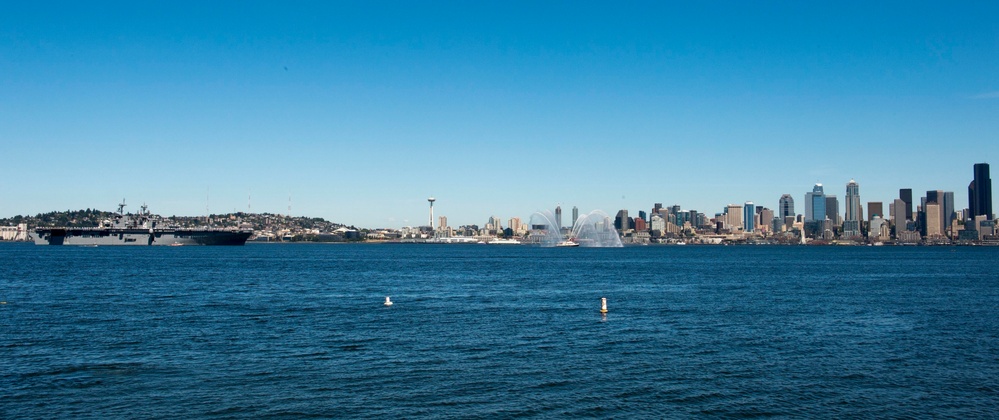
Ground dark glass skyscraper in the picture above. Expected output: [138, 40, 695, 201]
[779, 194, 795, 220]
[969, 163, 993, 220]
[899, 188, 913, 221]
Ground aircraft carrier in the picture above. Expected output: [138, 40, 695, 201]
[32, 202, 252, 246]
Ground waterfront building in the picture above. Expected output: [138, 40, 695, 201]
[743, 202, 755, 233]
[969, 163, 993, 220]
[0, 224, 28, 241]
[898, 230, 922, 243]
[438, 216, 448, 231]
[779, 194, 795, 220]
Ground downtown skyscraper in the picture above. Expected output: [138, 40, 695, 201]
[806, 184, 826, 222]
[843, 180, 861, 238]
[743, 202, 755, 232]
[779, 194, 795, 221]
[969, 163, 993, 220]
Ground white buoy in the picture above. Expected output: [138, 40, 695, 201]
[384, 296, 393, 306]
[600, 297, 608, 314]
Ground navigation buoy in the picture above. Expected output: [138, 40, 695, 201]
[600, 297, 608, 314]
[384, 296, 393, 306]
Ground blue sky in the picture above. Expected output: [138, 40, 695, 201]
[2, 2, 997, 228]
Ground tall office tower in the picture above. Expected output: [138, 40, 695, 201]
[943, 192, 955, 226]
[638, 210, 648, 224]
[892, 198, 908, 237]
[743, 202, 755, 232]
[723, 204, 742, 230]
[486, 216, 503, 231]
[508, 217, 522, 233]
[650, 214, 666, 235]
[843, 180, 861, 238]
[925, 203, 943, 237]
[439, 216, 448, 230]
[759, 208, 774, 233]
[805, 193, 812, 222]
[825, 195, 840, 225]
[969, 163, 993, 220]
[807, 184, 825, 222]
[571, 206, 579, 228]
[900, 189, 913, 221]
[555, 206, 562, 231]
[614, 210, 629, 232]
[926, 190, 941, 204]
[868, 202, 883, 224]
[925, 190, 948, 237]
[779, 194, 795, 220]
[652, 203, 663, 216]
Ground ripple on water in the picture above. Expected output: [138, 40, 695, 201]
[2, 244, 999, 417]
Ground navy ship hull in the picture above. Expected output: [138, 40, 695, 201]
[33, 228, 252, 246]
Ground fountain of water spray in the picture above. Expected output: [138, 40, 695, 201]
[529, 209, 623, 247]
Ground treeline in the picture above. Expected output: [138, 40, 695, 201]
[1, 209, 115, 228]
[1, 209, 359, 232]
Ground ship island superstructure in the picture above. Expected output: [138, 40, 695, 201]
[32, 201, 252, 246]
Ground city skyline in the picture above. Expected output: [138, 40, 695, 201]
[2, 3, 998, 228]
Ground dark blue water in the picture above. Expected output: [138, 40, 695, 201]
[2, 243, 998, 418]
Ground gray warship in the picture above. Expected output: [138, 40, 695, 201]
[32, 202, 252, 246]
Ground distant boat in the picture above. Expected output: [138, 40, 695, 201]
[556, 240, 580, 247]
[487, 238, 521, 245]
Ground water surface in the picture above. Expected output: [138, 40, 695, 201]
[2, 243, 997, 417]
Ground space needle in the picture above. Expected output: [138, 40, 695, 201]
[428, 196, 436, 230]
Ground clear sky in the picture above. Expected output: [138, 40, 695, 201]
[2, 2, 997, 228]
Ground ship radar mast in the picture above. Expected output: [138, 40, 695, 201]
[118, 199, 127, 215]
